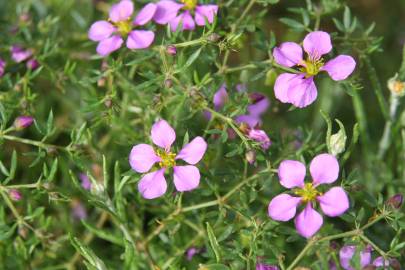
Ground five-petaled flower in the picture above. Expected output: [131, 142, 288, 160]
[153, 0, 218, 31]
[88, 0, 157, 56]
[129, 119, 207, 199]
[268, 153, 349, 238]
[273, 31, 356, 108]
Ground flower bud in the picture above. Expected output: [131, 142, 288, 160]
[104, 98, 112, 108]
[388, 75, 405, 97]
[245, 150, 256, 164]
[164, 79, 173, 88]
[330, 128, 347, 156]
[14, 116, 34, 129]
[386, 194, 403, 209]
[207, 33, 221, 43]
[26, 58, 39, 70]
[9, 189, 22, 201]
[166, 45, 177, 56]
[248, 129, 271, 150]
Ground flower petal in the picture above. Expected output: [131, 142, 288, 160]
[194, 4, 218, 26]
[268, 194, 301, 221]
[273, 42, 303, 67]
[286, 76, 318, 108]
[88, 21, 115, 41]
[176, 136, 207, 165]
[134, 3, 157, 25]
[248, 129, 271, 150]
[11, 46, 33, 63]
[129, 144, 160, 173]
[109, 0, 134, 23]
[248, 93, 270, 116]
[126, 30, 155, 49]
[321, 55, 356, 81]
[235, 114, 261, 129]
[96, 35, 123, 56]
[339, 245, 372, 270]
[138, 169, 167, 199]
[213, 84, 228, 111]
[317, 187, 349, 217]
[274, 73, 301, 104]
[173, 165, 200, 192]
[278, 160, 306, 188]
[303, 31, 332, 59]
[373, 257, 390, 268]
[295, 203, 323, 238]
[151, 119, 176, 150]
[310, 153, 339, 185]
[170, 11, 195, 31]
[153, 0, 184, 24]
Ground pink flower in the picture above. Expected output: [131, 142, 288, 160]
[339, 245, 392, 270]
[14, 116, 34, 129]
[11, 46, 33, 63]
[9, 189, 22, 201]
[129, 119, 207, 199]
[273, 31, 356, 108]
[79, 173, 92, 190]
[248, 129, 271, 150]
[0, 58, 6, 77]
[268, 153, 349, 238]
[153, 0, 218, 31]
[88, 0, 157, 57]
[10, 46, 40, 70]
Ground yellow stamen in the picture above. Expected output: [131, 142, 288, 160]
[156, 149, 176, 168]
[180, 0, 197, 10]
[300, 58, 324, 78]
[115, 19, 132, 36]
[294, 183, 322, 203]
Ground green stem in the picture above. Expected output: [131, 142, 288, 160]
[378, 94, 400, 159]
[1, 134, 68, 152]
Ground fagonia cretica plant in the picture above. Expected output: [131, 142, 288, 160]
[0, 0, 403, 269]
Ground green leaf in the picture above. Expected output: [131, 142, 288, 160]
[206, 222, 221, 262]
[69, 236, 108, 270]
[184, 48, 202, 68]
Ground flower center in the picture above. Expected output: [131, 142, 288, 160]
[300, 58, 324, 78]
[180, 0, 197, 10]
[156, 149, 176, 168]
[294, 183, 322, 203]
[114, 19, 132, 36]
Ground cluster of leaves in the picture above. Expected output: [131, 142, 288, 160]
[0, 0, 404, 269]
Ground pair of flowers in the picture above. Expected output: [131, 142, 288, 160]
[88, 0, 218, 56]
[337, 245, 395, 270]
[0, 46, 39, 78]
[208, 84, 271, 150]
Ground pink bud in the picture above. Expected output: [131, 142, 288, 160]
[9, 189, 22, 201]
[26, 58, 39, 70]
[245, 150, 256, 164]
[11, 45, 33, 63]
[166, 45, 177, 56]
[14, 116, 34, 129]
[386, 194, 403, 209]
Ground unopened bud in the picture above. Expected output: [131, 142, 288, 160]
[9, 189, 22, 201]
[207, 33, 221, 43]
[26, 58, 39, 70]
[166, 45, 177, 56]
[362, 265, 376, 270]
[164, 79, 173, 88]
[245, 150, 256, 164]
[14, 116, 34, 129]
[97, 77, 106, 87]
[386, 194, 403, 209]
[329, 121, 347, 156]
[104, 98, 112, 108]
[388, 75, 405, 97]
